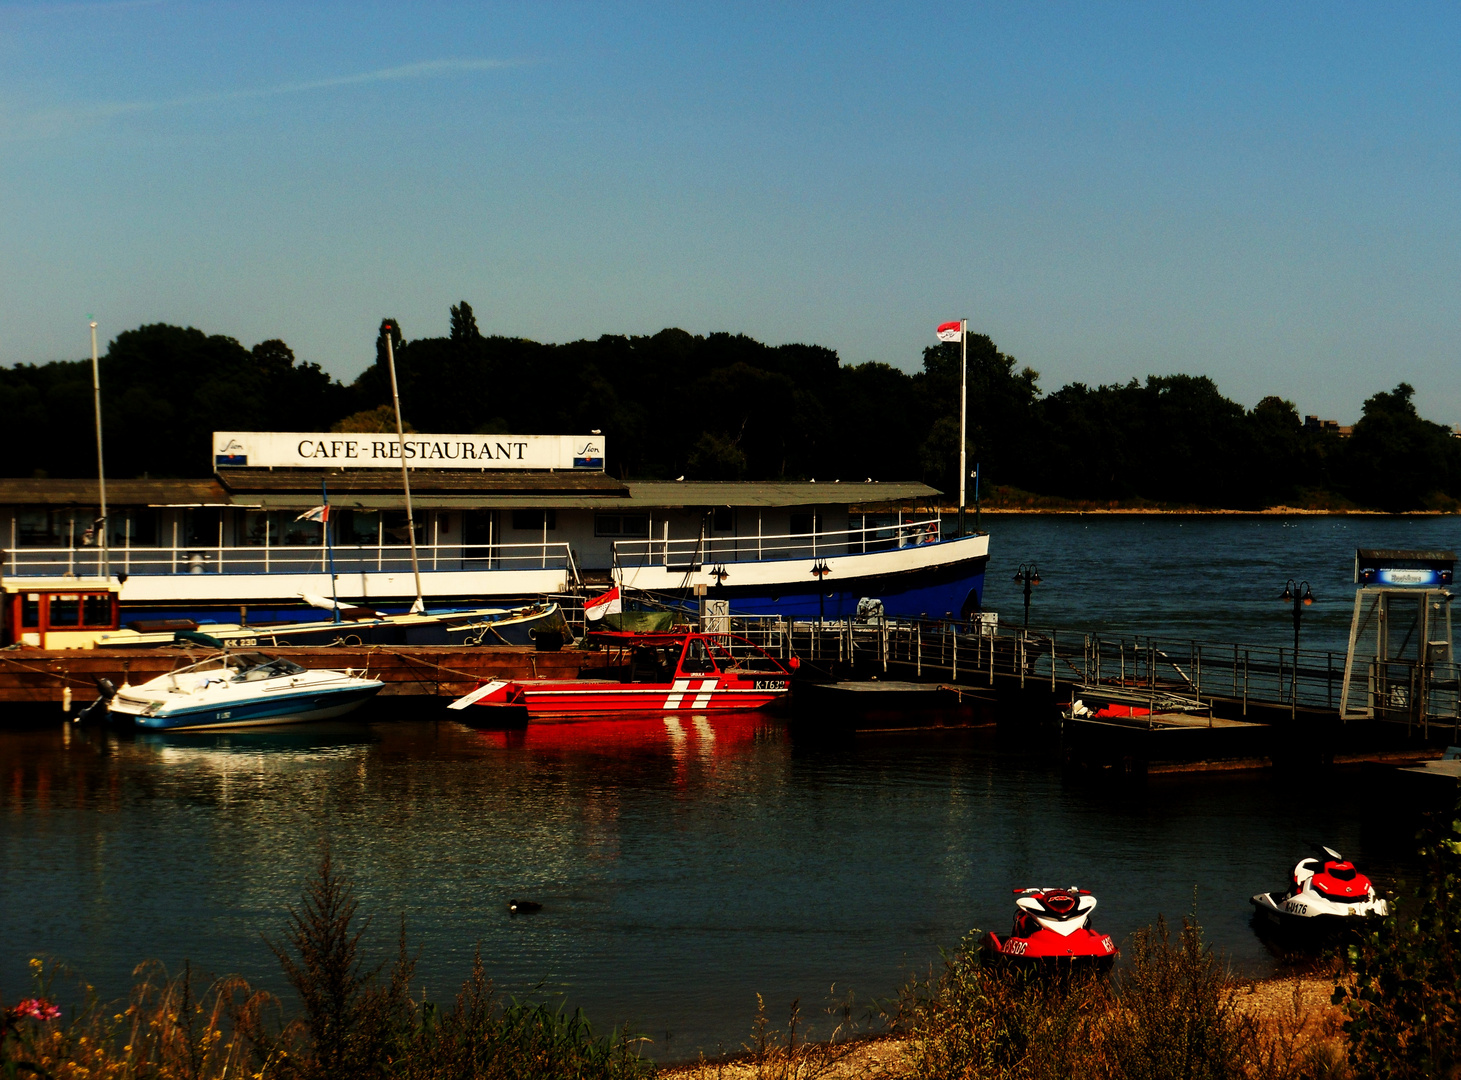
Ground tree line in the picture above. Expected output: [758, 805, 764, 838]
[2, 303, 1457, 511]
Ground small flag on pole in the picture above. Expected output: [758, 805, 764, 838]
[936, 321, 964, 343]
[584, 585, 622, 621]
[296, 505, 330, 523]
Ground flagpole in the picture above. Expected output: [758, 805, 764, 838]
[957, 317, 967, 537]
[384, 326, 426, 614]
[89, 318, 109, 580]
[322, 479, 339, 623]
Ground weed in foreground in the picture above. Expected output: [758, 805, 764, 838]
[2, 852, 655, 1080]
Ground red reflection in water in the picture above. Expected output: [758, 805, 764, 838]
[468, 711, 778, 758]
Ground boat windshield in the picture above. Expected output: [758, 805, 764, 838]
[228, 652, 307, 681]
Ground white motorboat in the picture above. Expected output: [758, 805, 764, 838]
[104, 651, 383, 730]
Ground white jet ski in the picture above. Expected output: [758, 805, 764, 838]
[1251, 846, 1389, 932]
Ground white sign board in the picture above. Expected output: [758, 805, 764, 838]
[213, 432, 605, 471]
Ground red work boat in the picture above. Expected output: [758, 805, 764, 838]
[448, 631, 792, 719]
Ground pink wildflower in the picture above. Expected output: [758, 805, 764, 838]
[13, 998, 61, 1021]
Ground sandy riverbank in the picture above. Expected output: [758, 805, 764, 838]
[660, 974, 1344, 1079]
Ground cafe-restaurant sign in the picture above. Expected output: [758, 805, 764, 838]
[213, 432, 605, 470]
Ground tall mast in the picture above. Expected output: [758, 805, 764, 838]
[957, 317, 967, 537]
[384, 325, 425, 614]
[89, 318, 109, 579]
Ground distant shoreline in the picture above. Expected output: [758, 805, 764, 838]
[931, 504, 1457, 516]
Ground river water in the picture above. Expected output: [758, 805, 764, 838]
[2, 514, 1458, 1058]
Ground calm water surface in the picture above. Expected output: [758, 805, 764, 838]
[2, 515, 1455, 1058]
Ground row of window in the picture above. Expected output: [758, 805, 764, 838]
[6, 508, 830, 547]
[15, 593, 115, 629]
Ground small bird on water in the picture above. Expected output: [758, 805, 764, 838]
[508, 899, 542, 914]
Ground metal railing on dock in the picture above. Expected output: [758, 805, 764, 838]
[747, 612, 1461, 739]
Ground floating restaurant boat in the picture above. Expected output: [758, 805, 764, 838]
[1250, 847, 1389, 934]
[982, 887, 1119, 971]
[104, 650, 384, 730]
[0, 430, 990, 647]
[448, 630, 791, 718]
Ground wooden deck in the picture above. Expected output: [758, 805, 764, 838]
[0, 645, 597, 708]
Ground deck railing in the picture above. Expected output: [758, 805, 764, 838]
[765, 613, 1461, 737]
[613, 517, 947, 568]
[1, 541, 581, 581]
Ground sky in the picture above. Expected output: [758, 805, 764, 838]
[1, 1, 1458, 423]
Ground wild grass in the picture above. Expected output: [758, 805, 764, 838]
[886, 919, 1350, 1080]
[1, 852, 654, 1080]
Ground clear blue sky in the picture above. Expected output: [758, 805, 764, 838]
[2, 1, 1457, 424]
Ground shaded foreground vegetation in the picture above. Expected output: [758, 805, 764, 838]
[4, 306, 1460, 510]
[2, 852, 655, 1080]
[7, 807, 1461, 1079]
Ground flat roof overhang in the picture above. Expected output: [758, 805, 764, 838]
[0, 473, 941, 511]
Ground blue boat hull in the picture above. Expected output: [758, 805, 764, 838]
[127, 684, 383, 730]
[707, 556, 988, 620]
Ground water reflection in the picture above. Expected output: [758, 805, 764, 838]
[1, 708, 1426, 1060]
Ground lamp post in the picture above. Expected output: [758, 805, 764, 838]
[1013, 563, 1040, 629]
[1280, 579, 1313, 716]
[811, 559, 831, 626]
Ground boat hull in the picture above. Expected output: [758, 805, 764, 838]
[981, 930, 1118, 972]
[617, 534, 990, 620]
[119, 684, 383, 731]
[1249, 892, 1389, 936]
[521, 679, 786, 716]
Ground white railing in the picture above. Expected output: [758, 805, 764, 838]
[1, 541, 580, 580]
[613, 517, 946, 568]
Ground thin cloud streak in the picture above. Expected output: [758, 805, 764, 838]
[2, 57, 531, 141]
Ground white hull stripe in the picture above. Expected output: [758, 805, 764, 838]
[664, 678, 717, 708]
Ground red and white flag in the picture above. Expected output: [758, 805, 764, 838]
[936, 321, 964, 343]
[296, 504, 330, 523]
[584, 585, 622, 621]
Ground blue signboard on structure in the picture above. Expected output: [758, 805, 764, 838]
[1355, 549, 1455, 587]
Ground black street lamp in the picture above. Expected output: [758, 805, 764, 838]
[1013, 563, 1041, 629]
[811, 559, 831, 625]
[1280, 579, 1314, 713]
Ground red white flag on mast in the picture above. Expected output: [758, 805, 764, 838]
[296, 505, 330, 523]
[936, 321, 964, 343]
[584, 585, 622, 621]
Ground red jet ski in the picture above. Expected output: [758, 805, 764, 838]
[982, 887, 1118, 971]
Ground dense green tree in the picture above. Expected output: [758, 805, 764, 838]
[1341, 383, 1460, 511]
[914, 335, 1042, 494]
[0, 324, 348, 478]
[448, 301, 480, 342]
[6, 307, 1459, 511]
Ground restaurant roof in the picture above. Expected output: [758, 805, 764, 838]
[0, 474, 939, 511]
[0, 478, 227, 506]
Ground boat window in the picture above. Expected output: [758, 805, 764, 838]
[183, 508, 222, 547]
[232, 655, 306, 681]
[15, 510, 64, 547]
[21, 596, 40, 628]
[47, 595, 81, 626]
[510, 509, 556, 532]
[594, 514, 650, 538]
[126, 509, 160, 546]
[82, 594, 113, 627]
[382, 510, 424, 544]
[790, 512, 823, 535]
[337, 509, 381, 546]
[680, 639, 716, 674]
